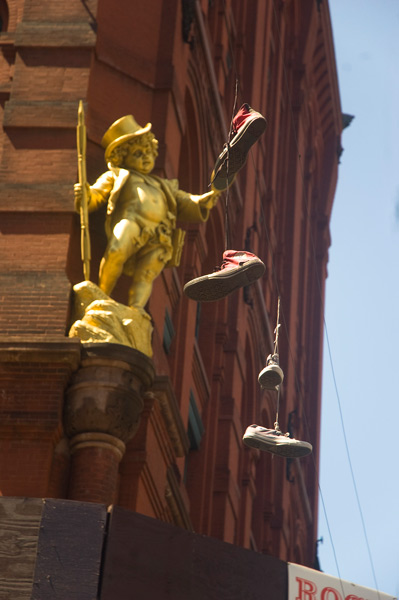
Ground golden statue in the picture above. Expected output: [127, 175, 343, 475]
[69, 111, 220, 356]
[75, 114, 219, 307]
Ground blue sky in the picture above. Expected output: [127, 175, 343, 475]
[317, 1, 399, 596]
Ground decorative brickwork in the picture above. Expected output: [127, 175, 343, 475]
[64, 343, 155, 505]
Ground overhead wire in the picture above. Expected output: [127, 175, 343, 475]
[218, 0, 380, 593]
[223, 77, 240, 251]
[269, 0, 381, 594]
[219, 4, 334, 565]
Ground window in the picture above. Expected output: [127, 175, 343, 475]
[162, 308, 175, 354]
[187, 390, 204, 450]
[0, 0, 9, 32]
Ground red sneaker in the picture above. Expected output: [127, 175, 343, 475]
[183, 250, 265, 302]
[211, 104, 267, 191]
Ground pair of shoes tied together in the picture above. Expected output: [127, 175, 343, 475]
[246, 353, 312, 458]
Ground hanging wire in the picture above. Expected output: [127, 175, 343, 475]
[217, 0, 380, 594]
[223, 78, 239, 251]
[273, 297, 282, 431]
[250, 124, 348, 598]
[274, 386, 282, 433]
[269, 1, 381, 595]
[273, 296, 281, 356]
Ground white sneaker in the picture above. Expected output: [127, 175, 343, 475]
[258, 362, 284, 389]
[242, 424, 312, 458]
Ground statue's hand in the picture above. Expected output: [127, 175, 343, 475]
[197, 189, 221, 209]
[74, 183, 91, 212]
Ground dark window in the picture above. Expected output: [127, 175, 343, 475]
[0, 0, 9, 32]
[163, 308, 175, 354]
[187, 390, 204, 450]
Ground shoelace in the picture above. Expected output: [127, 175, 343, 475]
[258, 427, 289, 438]
[211, 141, 232, 181]
[273, 423, 290, 437]
[213, 256, 247, 271]
[213, 260, 229, 272]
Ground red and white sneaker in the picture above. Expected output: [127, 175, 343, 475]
[211, 104, 267, 191]
[242, 424, 312, 458]
[183, 250, 265, 302]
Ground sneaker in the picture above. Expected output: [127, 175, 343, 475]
[210, 169, 236, 192]
[258, 353, 284, 389]
[243, 425, 312, 458]
[183, 250, 265, 302]
[211, 104, 267, 190]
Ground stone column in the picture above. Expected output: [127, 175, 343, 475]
[64, 343, 154, 505]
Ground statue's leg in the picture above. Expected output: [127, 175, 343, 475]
[128, 247, 166, 308]
[99, 219, 140, 296]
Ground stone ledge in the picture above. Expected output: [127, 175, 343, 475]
[0, 82, 11, 95]
[3, 100, 81, 128]
[0, 336, 81, 369]
[80, 342, 155, 389]
[0, 32, 16, 45]
[0, 183, 74, 211]
[15, 21, 96, 47]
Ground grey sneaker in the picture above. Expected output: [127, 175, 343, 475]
[242, 424, 312, 458]
[258, 354, 284, 389]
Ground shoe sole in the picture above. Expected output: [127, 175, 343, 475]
[243, 432, 312, 458]
[212, 117, 267, 189]
[211, 171, 236, 192]
[258, 368, 283, 390]
[183, 260, 265, 302]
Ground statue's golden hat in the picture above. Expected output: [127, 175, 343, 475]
[101, 115, 152, 160]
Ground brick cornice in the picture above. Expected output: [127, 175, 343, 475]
[3, 100, 81, 129]
[0, 183, 73, 212]
[0, 336, 81, 368]
[15, 21, 96, 48]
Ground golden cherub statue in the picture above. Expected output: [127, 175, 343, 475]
[74, 114, 219, 308]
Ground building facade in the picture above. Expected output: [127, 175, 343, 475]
[0, 0, 341, 593]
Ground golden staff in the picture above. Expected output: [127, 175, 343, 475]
[76, 100, 91, 281]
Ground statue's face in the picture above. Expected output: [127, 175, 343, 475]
[124, 143, 155, 174]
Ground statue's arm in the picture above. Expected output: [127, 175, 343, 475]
[175, 188, 221, 222]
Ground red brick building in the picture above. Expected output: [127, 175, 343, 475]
[0, 0, 341, 596]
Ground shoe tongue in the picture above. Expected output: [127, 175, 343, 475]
[232, 104, 249, 128]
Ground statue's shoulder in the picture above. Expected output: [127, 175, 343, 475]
[151, 175, 179, 194]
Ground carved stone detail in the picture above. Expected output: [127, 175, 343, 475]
[151, 375, 190, 458]
[64, 343, 155, 444]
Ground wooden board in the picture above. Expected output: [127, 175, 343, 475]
[100, 507, 287, 600]
[0, 497, 43, 600]
[31, 499, 107, 600]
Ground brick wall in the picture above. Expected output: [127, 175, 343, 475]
[0, 0, 341, 569]
[0, 339, 80, 496]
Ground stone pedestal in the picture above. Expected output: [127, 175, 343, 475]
[64, 343, 155, 505]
